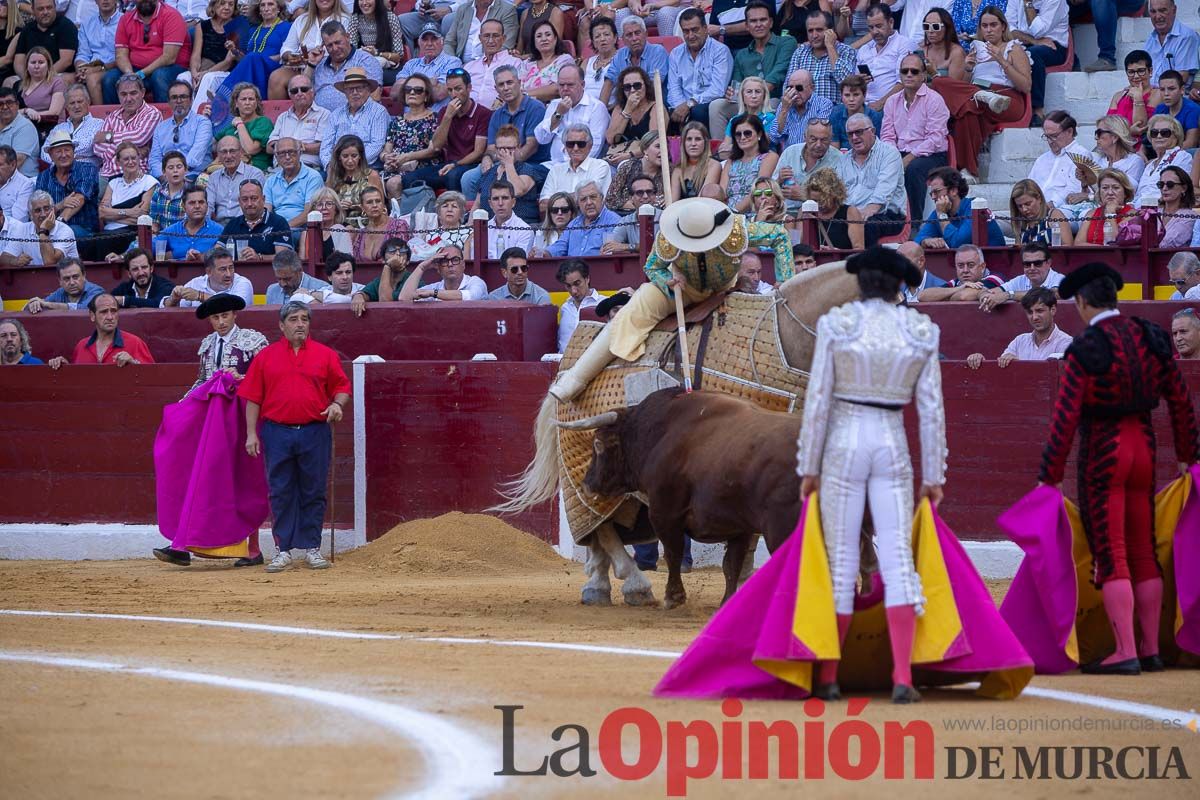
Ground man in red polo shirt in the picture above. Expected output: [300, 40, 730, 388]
[401, 67, 489, 193]
[240, 300, 351, 573]
[102, 0, 191, 103]
[47, 293, 155, 369]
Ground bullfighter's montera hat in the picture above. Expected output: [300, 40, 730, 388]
[1057, 262, 1124, 299]
[196, 293, 246, 319]
[845, 246, 923, 288]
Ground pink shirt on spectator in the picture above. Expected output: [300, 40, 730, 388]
[93, 102, 163, 177]
[116, 4, 192, 71]
[881, 84, 950, 158]
[1002, 325, 1073, 361]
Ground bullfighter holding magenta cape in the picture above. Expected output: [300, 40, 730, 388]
[154, 371, 270, 559]
[655, 497, 1035, 700]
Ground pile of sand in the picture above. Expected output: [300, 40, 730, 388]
[341, 512, 571, 576]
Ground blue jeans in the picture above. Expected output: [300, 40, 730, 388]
[459, 165, 483, 203]
[1090, 0, 1146, 63]
[634, 537, 692, 569]
[261, 420, 331, 552]
[1028, 43, 1068, 110]
[102, 65, 186, 104]
[403, 162, 471, 193]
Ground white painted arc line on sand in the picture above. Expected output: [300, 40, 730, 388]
[2, 609, 1194, 726]
[0, 651, 503, 800]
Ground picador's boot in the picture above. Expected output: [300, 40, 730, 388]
[549, 325, 616, 403]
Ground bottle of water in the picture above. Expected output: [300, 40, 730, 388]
[1050, 224, 1061, 248]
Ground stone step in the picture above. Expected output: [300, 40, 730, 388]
[1043, 70, 1128, 127]
[978, 125, 1099, 183]
[966, 182, 1018, 220]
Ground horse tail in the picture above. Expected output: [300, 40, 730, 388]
[490, 393, 562, 513]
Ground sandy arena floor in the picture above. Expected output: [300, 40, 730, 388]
[1, 513, 1197, 799]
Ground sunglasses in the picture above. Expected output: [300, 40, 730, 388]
[632, 188, 656, 196]
[1149, 128, 1173, 138]
[900, 68, 922, 75]
[622, 81, 644, 92]
[288, 86, 312, 95]
[752, 189, 774, 197]
[735, 129, 756, 138]
[1157, 180, 1181, 190]
[142, 22, 152, 44]
[1022, 257, 1048, 268]
[846, 129, 869, 138]
[1095, 128, 1113, 136]
[922, 21, 944, 31]
[508, 264, 529, 273]
[564, 140, 589, 149]
[447, 68, 468, 77]
[550, 206, 571, 213]
[405, 85, 426, 94]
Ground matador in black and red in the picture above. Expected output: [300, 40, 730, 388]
[1040, 263, 1198, 676]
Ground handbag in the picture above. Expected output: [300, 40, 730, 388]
[398, 180, 435, 216]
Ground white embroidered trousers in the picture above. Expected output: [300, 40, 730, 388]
[818, 400, 925, 615]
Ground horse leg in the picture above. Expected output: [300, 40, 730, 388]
[597, 523, 656, 606]
[581, 539, 613, 606]
[721, 534, 751, 605]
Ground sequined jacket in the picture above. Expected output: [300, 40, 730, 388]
[796, 299, 947, 485]
[188, 327, 270, 396]
[644, 218, 794, 297]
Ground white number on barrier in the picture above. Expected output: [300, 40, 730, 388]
[496, 320, 508, 336]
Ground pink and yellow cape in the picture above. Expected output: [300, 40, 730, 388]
[654, 496, 1034, 699]
[154, 372, 270, 559]
[998, 469, 1200, 672]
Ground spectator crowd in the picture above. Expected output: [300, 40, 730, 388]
[2, 0, 1200, 368]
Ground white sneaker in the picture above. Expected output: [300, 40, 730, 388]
[305, 548, 331, 569]
[973, 90, 1010, 115]
[266, 550, 293, 573]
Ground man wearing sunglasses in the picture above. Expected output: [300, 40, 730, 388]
[105, 0, 191, 103]
[147, 80, 212, 178]
[979, 241, 1064, 311]
[267, 74, 331, 171]
[399, 244, 488, 301]
[601, 174, 661, 255]
[769, 68, 833, 150]
[538, 124, 611, 216]
[1166, 251, 1200, 300]
[487, 246, 552, 304]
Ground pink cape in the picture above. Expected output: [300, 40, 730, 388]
[654, 497, 1033, 699]
[999, 472, 1200, 672]
[154, 372, 269, 552]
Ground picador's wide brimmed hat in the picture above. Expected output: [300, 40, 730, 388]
[1057, 262, 1124, 299]
[335, 66, 379, 92]
[595, 291, 632, 318]
[196, 293, 246, 319]
[845, 246, 923, 288]
[659, 197, 737, 253]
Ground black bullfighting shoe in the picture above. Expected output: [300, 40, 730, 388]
[234, 554, 265, 568]
[1138, 655, 1165, 673]
[812, 683, 842, 701]
[1081, 657, 1141, 676]
[153, 547, 191, 566]
[891, 684, 921, 704]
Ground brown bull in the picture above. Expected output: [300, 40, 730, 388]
[564, 388, 802, 609]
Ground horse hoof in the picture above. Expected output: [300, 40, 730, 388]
[622, 588, 657, 607]
[581, 588, 613, 606]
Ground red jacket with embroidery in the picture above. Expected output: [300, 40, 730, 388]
[1039, 315, 1198, 484]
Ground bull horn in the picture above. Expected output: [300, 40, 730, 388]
[554, 411, 619, 430]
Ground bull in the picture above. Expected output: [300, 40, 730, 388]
[561, 388, 802, 609]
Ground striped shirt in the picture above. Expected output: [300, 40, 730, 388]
[320, 98, 390, 169]
[769, 95, 834, 150]
[94, 102, 163, 178]
[787, 43, 858, 106]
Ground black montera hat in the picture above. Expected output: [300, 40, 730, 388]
[196, 293, 246, 319]
[845, 246, 923, 288]
[1057, 262, 1124, 300]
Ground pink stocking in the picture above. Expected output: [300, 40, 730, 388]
[1133, 577, 1163, 658]
[885, 604, 917, 688]
[1101, 579, 1138, 664]
[816, 614, 854, 686]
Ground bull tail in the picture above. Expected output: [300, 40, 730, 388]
[490, 393, 561, 514]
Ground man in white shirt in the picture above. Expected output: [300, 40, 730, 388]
[966, 287, 1072, 369]
[0, 146, 33, 222]
[857, 4, 912, 111]
[978, 242, 1065, 311]
[161, 245, 256, 309]
[556, 258, 601, 353]
[0, 190, 78, 266]
[533, 64, 610, 162]
[538, 124, 611, 215]
[266, 73, 331, 171]
[1167, 251, 1200, 300]
[1005, 0, 1070, 122]
[485, 180, 533, 259]
[737, 251, 774, 295]
[399, 244, 488, 301]
[1028, 111, 1091, 210]
[315, 252, 366, 304]
[463, 18, 523, 110]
